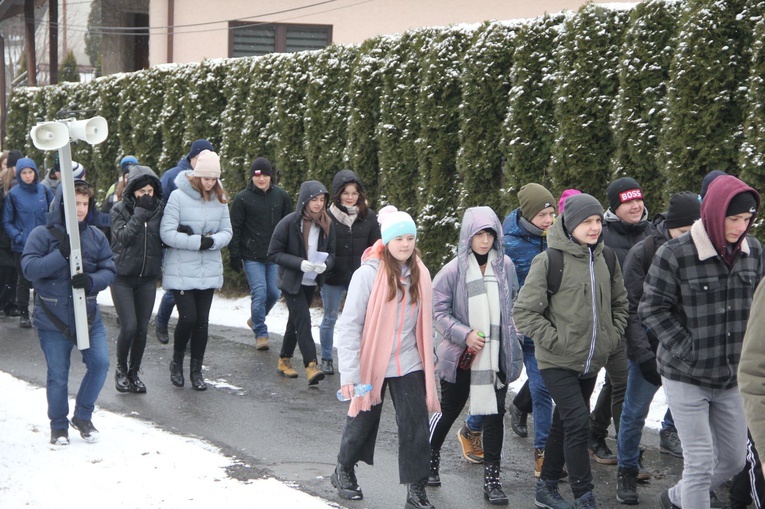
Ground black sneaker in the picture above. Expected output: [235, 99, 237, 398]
[659, 427, 683, 458]
[589, 436, 617, 465]
[616, 467, 639, 505]
[19, 312, 31, 329]
[331, 462, 363, 500]
[70, 417, 100, 443]
[3, 305, 20, 317]
[50, 428, 69, 446]
[155, 323, 169, 344]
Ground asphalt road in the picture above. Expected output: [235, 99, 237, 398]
[0, 306, 695, 509]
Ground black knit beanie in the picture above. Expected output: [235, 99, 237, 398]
[665, 191, 701, 229]
[249, 157, 274, 178]
[727, 191, 758, 217]
[606, 177, 643, 212]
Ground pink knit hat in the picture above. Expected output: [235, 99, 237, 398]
[558, 189, 582, 215]
[193, 150, 221, 179]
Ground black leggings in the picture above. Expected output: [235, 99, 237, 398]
[111, 275, 156, 369]
[172, 288, 214, 359]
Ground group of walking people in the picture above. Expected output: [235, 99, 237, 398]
[6, 134, 765, 509]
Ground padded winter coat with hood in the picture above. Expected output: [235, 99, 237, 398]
[433, 206, 523, 384]
[268, 180, 336, 295]
[3, 158, 53, 253]
[160, 171, 232, 291]
[602, 207, 657, 267]
[502, 207, 547, 287]
[514, 211, 629, 376]
[21, 181, 116, 334]
[110, 165, 164, 279]
[324, 169, 380, 287]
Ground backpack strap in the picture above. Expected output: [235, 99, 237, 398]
[547, 245, 616, 296]
[546, 248, 564, 296]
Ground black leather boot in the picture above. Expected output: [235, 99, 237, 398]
[127, 367, 147, 394]
[330, 462, 363, 500]
[190, 358, 207, 391]
[404, 480, 434, 509]
[115, 364, 130, 393]
[484, 461, 508, 505]
[170, 350, 184, 387]
[427, 448, 441, 487]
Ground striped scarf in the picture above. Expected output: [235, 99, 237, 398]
[466, 250, 503, 415]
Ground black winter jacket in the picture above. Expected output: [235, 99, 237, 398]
[229, 181, 292, 263]
[268, 181, 336, 295]
[602, 208, 657, 268]
[622, 219, 671, 363]
[109, 166, 164, 279]
[324, 170, 380, 286]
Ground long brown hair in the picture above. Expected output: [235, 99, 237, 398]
[187, 174, 229, 203]
[333, 182, 369, 218]
[381, 245, 421, 304]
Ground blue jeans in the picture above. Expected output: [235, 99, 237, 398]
[156, 290, 175, 328]
[319, 283, 346, 360]
[618, 359, 661, 469]
[466, 337, 553, 450]
[38, 319, 110, 430]
[243, 260, 280, 338]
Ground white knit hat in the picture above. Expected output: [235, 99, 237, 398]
[193, 150, 221, 179]
[378, 205, 417, 245]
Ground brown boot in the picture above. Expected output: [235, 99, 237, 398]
[456, 423, 484, 464]
[277, 357, 298, 378]
[535, 448, 544, 478]
[306, 360, 325, 385]
[255, 336, 270, 351]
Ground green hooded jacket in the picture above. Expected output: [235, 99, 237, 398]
[514, 217, 629, 376]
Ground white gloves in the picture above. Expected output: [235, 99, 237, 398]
[300, 260, 315, 273]
[313, 262, 327, 274]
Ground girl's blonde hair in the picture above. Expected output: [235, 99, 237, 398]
[187, 174, 228, 203]
[381, 245, 421, 304]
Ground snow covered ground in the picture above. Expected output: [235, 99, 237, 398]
[0, 288, 670, 508]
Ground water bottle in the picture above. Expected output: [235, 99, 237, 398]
[337, 383, 373, 402]
[458, 331, 485, 370]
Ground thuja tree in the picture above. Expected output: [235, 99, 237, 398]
[89, 75, 125, 195]
[610, 0, 682, 214]
[271, 51, 315, 195]
[219, 57, 258, 191]
[376, 30, 426, 213]
[548, 4, 630, 203]
[457, 21, 516, 216]
[660, 0, 756, 194]
[501, 14, 566, 212]
[181, 59, 229, 152]
[343, 37, 393, 209]
[740, 17, 765, 233]
[241, 53, 287, 176]
[130, 66, 172, 172]
[415, 26, 471, 270]
[158, 65, 197, 171]
[304, 44, 358, 189]
[115, 73, 139, 157]
[5, 89, 34, 153]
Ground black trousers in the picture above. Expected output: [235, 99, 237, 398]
[429, 367, 508, 463]
[513, 379, 533, 414]
[337, 370, 430, 484]
[14, 252, 31, 310]
[172, 288, 214, 360]
[0, 264, 17, 312]
[729, 432, 765, 508]
[111, 275, 157, 369]
[280, 285, 318, 367]
[540, 368, 598, 499]
[589, 343, 628, 438]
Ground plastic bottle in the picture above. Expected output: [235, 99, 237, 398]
[337, 384, 373, 402]
[458, 331, 485, 370]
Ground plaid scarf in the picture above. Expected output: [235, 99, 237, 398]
[466, 250, 503, 415]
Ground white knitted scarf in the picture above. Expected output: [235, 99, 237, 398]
[466, 250, 503, 415]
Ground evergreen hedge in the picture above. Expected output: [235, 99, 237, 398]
[8, 0, 765, 278]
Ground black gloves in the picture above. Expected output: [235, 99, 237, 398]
[135, 194, 158, 211]
[70, 272, 90, 290]
[229, 256, 243, 272]
[200, 237, 214, 251]
[177, 224, 193, 235]
[639, 357, 662, 387]
[58, 235, 71, 260]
